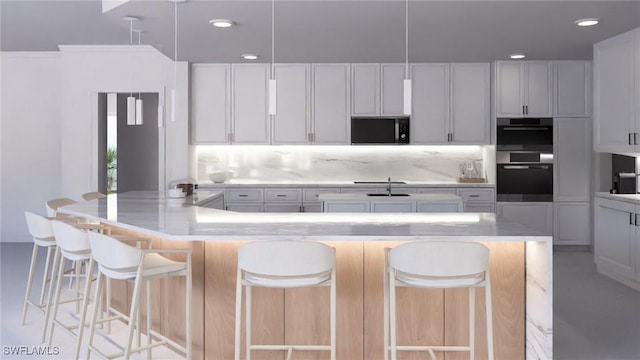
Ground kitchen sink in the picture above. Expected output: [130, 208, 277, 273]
[366, 193, 411, 197]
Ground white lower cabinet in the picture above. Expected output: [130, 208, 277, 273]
[323, 201, 370, 213]
[371, 201, 417, 213]
[497, 202, 553, 235]
[417, 201, 462, 213]
[594, 197, 638, 283]
[303, 188, 341, 212]
[463, 203, 496, 213]
[225, 203, 264, 212]
[264, 203, 302, 212]
[554, 202, 591, 245]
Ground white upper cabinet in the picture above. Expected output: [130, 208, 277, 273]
[593, 28, 639, 153]
[351, 63, 405, 116]
[450, 63, 491, 144]
[311, 64, 351, 144]
[554, 61, 592, 118]
[554, 118, 591, 202]
[495, 61, 553, 117]
[190, 64, 230, 144]
[411, 63, 490, 144]
[272, 64, 311, 144]
[411, 63, 449, 143]
[351, 64, 380, 116]
[231, 64, 270, 144]
[380, 64, 406, 116]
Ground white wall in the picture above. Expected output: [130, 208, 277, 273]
[0, 46, 189, 242]
[1, 52, 62, 242]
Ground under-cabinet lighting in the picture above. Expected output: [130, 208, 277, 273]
[509, 54, 526, 59]
[241, 54, 259, 60]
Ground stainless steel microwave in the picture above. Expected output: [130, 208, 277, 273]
[351, 117, 410, 144]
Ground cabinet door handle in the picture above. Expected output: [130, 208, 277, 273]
[300, 206, 304, 212]
[225, 206, 229, 210]
[630, 133, 633, 145]
[631, 212, 634, 225]
[525, 105, 529, 115]
[635, 133, 638, 146]
[636, 213, 639, 226]
[522, 105, 525, 115]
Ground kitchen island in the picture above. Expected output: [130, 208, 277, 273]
[60, 191, 552, 360]
[319, 192, 463, 213]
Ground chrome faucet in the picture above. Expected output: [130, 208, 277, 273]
[387, 177, 392, 196]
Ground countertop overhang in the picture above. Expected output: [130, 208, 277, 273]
[59, 191, 548, 242]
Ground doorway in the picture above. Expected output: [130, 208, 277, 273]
[98, 92, 160, 194]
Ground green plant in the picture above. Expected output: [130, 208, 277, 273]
[106, 146, 117, 193]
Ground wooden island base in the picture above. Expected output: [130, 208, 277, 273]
[108, 229, 524, 360]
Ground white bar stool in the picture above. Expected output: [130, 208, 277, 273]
[86, 231, 192, 360]
[45, 220, 95, 359]
[234, 240, 337, 360]
[384, 241, 494, 360]
[21, 211, 57, 325]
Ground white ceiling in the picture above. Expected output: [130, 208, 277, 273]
[2, 0, 640, 63]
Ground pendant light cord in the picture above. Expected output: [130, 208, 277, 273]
[129, 19, 134, 98]
[138, 31, 142, 99]
[271, 0, 275, 79]
[405, 0, 409, 77]
[174, 0, 178, 85]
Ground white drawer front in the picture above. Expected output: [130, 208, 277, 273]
[457, 188, 495, 202]
[225, 189, 264, 202]
[265, 189, 302, 202]
[303, 188, 341, 202]
[417, 188, 457, 195]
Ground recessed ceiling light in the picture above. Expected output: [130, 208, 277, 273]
[575, 18, 599, 27]
[241, 54, 259, 60]
[509, 54, 526, 59]
[210, 19, 235, 28]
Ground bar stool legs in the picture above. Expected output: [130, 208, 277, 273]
[385, 241, 495, 360]
[21, 242, 56, 325]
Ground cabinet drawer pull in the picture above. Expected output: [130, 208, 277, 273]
[276, 194, 287, 197]
[238, 194, 248, 197]
[468, 194, 480, 198]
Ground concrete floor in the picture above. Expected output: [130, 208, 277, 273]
[2, 242, 640, 359]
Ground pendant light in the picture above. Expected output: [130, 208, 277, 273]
[124, 16, 139, 125]
[171, 0, 178, 122]
[134, 29, 144, 125]
[403, 0, 412, 115]
[268, 0, 277, 115]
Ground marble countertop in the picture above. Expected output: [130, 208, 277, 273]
[198, 180, 494, 188]
[318, 193, 463, 202]
[58, 191, 548, 242]
[595, 192, 640, 204]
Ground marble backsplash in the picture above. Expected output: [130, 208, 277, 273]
[195, 145, 486, 183]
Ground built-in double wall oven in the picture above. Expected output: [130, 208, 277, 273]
[496, 118, 553, 202]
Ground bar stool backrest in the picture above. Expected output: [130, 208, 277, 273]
[24, 211, 54, 240]
[390, 241, 489, 278]
[45, 198, 77, 217]
[82, 192, 106, 201]
[88, 231, 142, 279]
[51, 220, 90, 255]
[238, 241, 335, 277]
